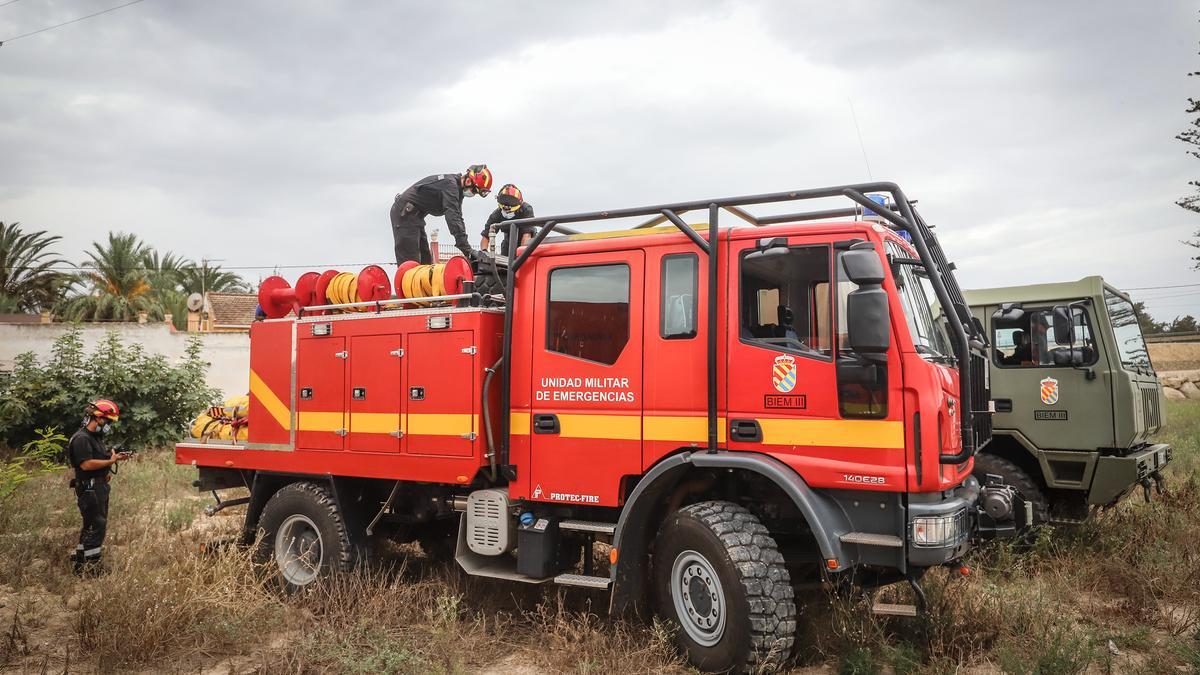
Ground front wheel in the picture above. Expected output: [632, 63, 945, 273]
[972, 453, 1050, 533]
[654, 501, 795, 672]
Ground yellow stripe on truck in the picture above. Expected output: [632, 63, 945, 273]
[558, 414, 641, 440]
[298, 411, 344, 432]
[643, 416, 728, 443]
[249, 370, 290, 430]
[407, 414, 476, 437]
[758, 418, 904, 449]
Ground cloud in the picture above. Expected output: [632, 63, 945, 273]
[1, 0, 1197, 320]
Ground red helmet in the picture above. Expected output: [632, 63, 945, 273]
[496, 184, 523, 213]
[88, 399, 120, 422]
[464, 164, 493, 196]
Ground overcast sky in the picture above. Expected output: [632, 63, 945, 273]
[2, 1, 1198, 321]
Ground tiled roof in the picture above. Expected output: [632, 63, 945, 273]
[205, 292, 257, 327]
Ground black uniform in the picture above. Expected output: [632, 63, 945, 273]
[481, 202, 536, 256]
[68, 426, 111, 566]
[391, 173, 473, 264]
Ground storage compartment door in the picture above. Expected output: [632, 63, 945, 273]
[296, 337, 346, 451]
[349, 334, 404, 453]
[405, 330, 476, 457]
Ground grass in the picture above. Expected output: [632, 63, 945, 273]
[0, 403, 1198, 672]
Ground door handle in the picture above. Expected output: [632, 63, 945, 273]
[994, 398, 1013, 413]
[730, 419, 762, 442]
[533, 414, 560, 434]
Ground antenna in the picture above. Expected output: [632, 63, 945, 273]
[848, 98, 874, 181]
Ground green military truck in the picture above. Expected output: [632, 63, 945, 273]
[965, 276, 1171, 524]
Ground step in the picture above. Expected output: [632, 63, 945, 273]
[554, 574, 612, 589]
[559, 520, 616, 535]
[839, 532, 904, 548]
[871, 602, 918, 617]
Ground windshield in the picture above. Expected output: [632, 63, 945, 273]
[885, 241, 953, 361]
[1104, 289, 1153, 373]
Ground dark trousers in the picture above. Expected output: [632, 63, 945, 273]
[390, 199, 432, 265]
[75, 479, 110, 562]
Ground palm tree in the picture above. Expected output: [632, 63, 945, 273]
[179, 261, 251, 295]
[0, 221, 68, 313]
[57, 232, 163, 322]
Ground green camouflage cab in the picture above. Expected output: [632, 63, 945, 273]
[965, 276, 1171, 524]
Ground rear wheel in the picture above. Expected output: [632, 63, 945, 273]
[654, 501, 795, 672]
[255, 481, 357, 591]
[973, 453, 1050, 531]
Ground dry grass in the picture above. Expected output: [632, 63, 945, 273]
[1, 403, 1199, 673]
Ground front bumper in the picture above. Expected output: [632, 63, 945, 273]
[1089, 443, 1172, 506]
[907, 478, 979, 567]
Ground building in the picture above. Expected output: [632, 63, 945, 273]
[195, 292, 257, 333]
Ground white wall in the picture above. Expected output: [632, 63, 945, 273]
[0, 323, 250, 398]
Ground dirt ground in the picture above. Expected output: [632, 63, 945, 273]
[2, 404, 1200, 673]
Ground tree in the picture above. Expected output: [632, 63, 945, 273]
[1169, 315, 1199, 333]
[1180, 31, 1200, 265]
[55, 232, 162, 322]
[0, 221, 68, 313]
[1133, 301, 1166, 335]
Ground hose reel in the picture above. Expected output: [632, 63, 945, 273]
[256, 260, 472, 319]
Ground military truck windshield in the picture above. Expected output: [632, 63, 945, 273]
[886, 241, 952, 362]
[1104, 289, 1153, 373]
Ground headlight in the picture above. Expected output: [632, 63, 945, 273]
[910, 510, 966, 547]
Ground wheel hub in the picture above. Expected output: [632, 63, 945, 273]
[275, 514, 324, 586]
[671, 550, 726, 647]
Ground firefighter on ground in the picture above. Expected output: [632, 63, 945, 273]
[479, 183, 535, 256]
[391, 164, 492, 265]
[68, 399, 129, 575]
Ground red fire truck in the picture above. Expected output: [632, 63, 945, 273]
[178, 183, 1016, 672]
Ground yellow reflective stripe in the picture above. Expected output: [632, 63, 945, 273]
[298, 411, 344, 431]
[407, 414, 476, 436]
[558, 414, 640, 441]
[350, 413, 400, 434]
[249, 370, 290, 430]
[510, 412, 531, 435]
[758, 418, 904, 449]
[644, 416, 728, 443]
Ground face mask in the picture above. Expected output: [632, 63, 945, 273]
[102, 423, 114, 435]
[501, 210, 516, 220]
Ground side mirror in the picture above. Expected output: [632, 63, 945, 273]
[744, 237, 789, 260]
[841, 245, 885, 285]
[1052, 305, 1073, 345]
[841, 244, 889, 356]
[992, 302, 1025, 323]
[1052, 348, 1086, 367]
[847, 286, 890, 355]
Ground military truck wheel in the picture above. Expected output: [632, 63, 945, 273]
[255, 481, 357, 591]
[973, 453, 1050, 530]
[653, 501, 795, 672]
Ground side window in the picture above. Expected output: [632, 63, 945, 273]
[547, 264, 630, 365]
[993, 308, 1098, 368]
[738, 246, 832, 358]
[661, 254, 698, 339]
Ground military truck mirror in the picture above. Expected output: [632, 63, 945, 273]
[992, 302, 1024, 323]
[1052, 305, 1073, 345]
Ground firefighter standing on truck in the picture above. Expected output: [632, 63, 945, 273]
[479, 183, 535, 256]
[391, 164, 492, 264]
[68, 399, 129, 575]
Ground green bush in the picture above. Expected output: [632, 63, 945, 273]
[0, 327, 217, 451]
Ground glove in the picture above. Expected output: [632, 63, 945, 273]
[455, 238, 476, 260]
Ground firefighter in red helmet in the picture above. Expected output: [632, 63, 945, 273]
[479, 183, 536, 257]
[68, 399, 129, 575]
[391, 164, 492, 265]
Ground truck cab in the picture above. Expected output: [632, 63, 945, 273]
[966, 276, 1171, 523]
